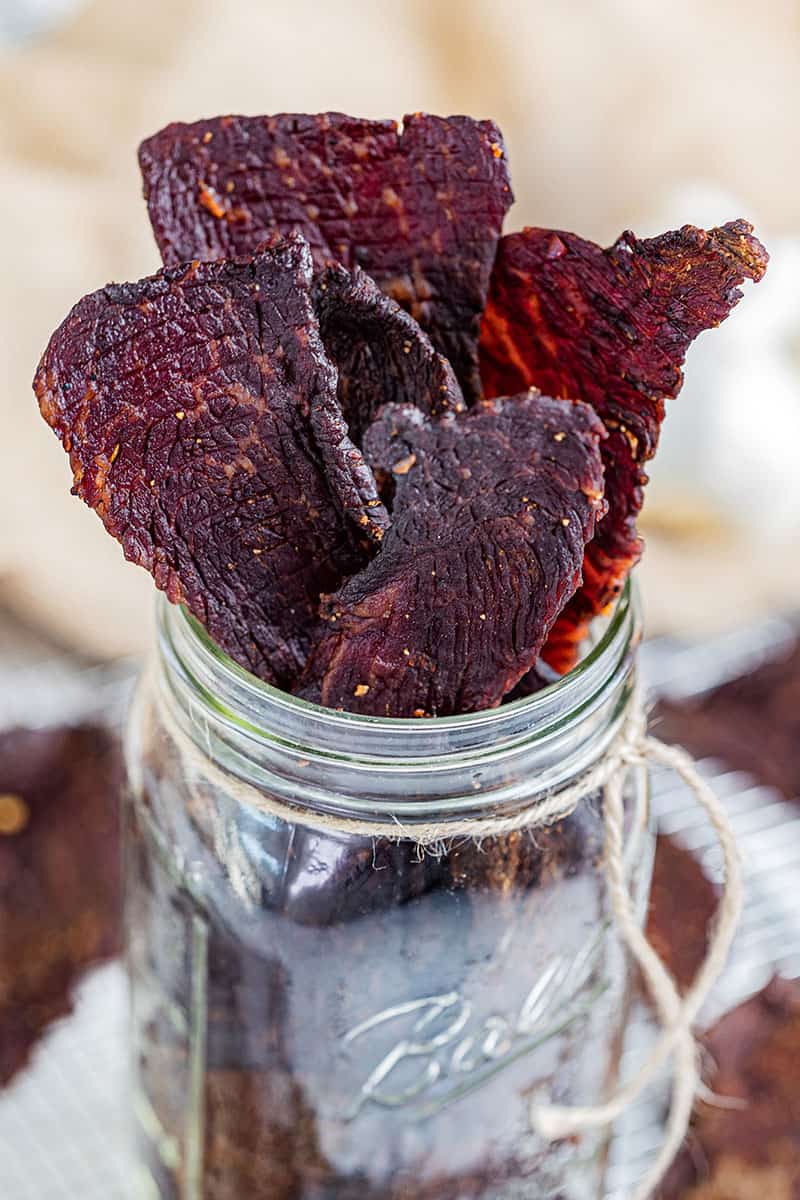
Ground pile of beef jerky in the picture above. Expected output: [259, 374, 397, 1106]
[34, 113, 767, 717]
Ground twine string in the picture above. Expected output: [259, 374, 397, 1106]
[160, 686, 647, 843]
[528, 735, 741, 1199]
[154, 683, 742, 1199]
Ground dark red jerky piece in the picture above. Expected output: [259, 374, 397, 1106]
[295, 393, 606, 717]
[139, 112, 513, 402]
[308, 385, 390, 548]
[33, 236, 370, 685]
[480, 220, 768, 672]
[503, 660, 561, 702]
[313, 263, 465, 444]
[0, 725, 122, 1085]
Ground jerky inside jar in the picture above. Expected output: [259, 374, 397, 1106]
[124, 583, 651, 1200]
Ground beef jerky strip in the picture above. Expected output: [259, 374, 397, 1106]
[480, 220, 768, 672]
[296, 392, 606, 716]
[139, 112, 513, 402]
[33, 235, 383, 685]
[313, 263, 464, 445]
[307, 382, 390, 547]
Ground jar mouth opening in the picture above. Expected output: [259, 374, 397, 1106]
[161, 579, 636, 739]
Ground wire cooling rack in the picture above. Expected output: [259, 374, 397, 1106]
[0, 965, 133, 1199]
[0, 614, 797, 1199]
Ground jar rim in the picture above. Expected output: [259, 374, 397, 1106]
[159, 579, 637, 737]
[152, 582, 640, 815]
[176, 583, 630, 722]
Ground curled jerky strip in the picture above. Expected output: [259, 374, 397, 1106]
[480, 220, 768, 672]
[313, 263, 465, 444]
[297, 392, 606, 716]
[34, 235, 381, 685]
[139, 111, 513, 402]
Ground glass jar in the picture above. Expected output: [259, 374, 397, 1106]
[124, 583, 651, 1200]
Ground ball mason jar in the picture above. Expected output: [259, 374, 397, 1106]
[125, 583, 652, 1200]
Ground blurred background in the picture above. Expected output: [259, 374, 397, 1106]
[1, 3, 799, 1198]
[1, 0, 798, 654]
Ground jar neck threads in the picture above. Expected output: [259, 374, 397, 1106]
[152, 582, 641, 824]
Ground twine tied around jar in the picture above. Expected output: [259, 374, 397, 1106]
[154, 679, 742, 1200]
[523, 704, 743, 1200]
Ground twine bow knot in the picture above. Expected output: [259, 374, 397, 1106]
[528, 715, 742, 1200]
